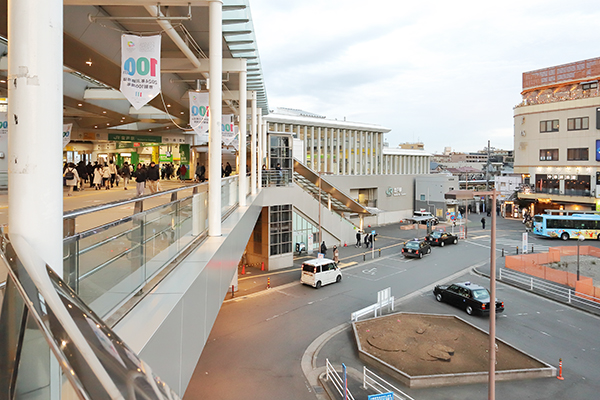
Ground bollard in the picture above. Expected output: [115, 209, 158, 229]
[231, 285, 235, 298]
[516, 246, 519, 255]
[502, 248, 504, 257]
[532, 245, 534, 253]
[378, 249, 381, 257]
[363, 254, 366, 262]
[267, 277, 271, 289]
[261, 261, 265, 271]
[557, 358, 564, 380]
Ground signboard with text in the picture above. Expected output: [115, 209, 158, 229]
[120, 34, 161, 110]
[189, 92, 209, 143]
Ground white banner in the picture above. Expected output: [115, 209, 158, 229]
[222, 114, 235, 145]
[120, 34, 161, 110]
[63, 124, 73, 149]
[231, 129, 239, 150]
[0, 112, 7, 135]
[522, 232, 528, 254]
[189, 92, 209, 143]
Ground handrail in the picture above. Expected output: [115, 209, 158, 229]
[0, 233, 181, 399]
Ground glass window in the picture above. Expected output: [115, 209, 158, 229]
[270, 204, 293, 256]
[539, 149, 559, 161]
[540, 120, 559, 133]
[567, 148, 589, 161]
[567, 117, 589, 131]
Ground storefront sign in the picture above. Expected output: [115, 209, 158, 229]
[385, 187, 406, 197]
[63, 124, 73, 149]
[159, 153, 173, 163]
[120, 34, 161, 110]
[179, 144, 190, 164]
[109, 134, 162, 143]
[596, 140, 600, 161]
[189, 92, 209, 142]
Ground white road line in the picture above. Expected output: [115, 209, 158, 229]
[540, 331, 551, 337]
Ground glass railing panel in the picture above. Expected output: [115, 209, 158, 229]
[179, 197, 193, 242]
[144, 204, 179, 278]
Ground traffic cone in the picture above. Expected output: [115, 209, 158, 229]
[241, 264, 246, 275]
[261, 261, 265, 271]
[557, 358, 564, 380]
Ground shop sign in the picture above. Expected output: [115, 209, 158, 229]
[179, 144, 190, 164]
[159, 153, 173, 163]
[63, 124, 73, 149]
[596, 140, 600, 161]
[120, 34, 161, 110]
[385, 187, 406, 197]
[109, 134, 162, 143]
[189, 92, 209, 143]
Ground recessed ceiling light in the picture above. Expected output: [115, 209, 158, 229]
[102, 111, 107, 114]
[94, 126, 98, 128]
[167, 104, 171, 108]
[77, 103, 83, 107]
[180, 112, 184, 114]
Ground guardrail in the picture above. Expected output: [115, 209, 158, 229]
[325, 359, 355, 400]
[363, 366, 415, 400]
[499, 267, 600, 315]
[351, 287, 395, 322]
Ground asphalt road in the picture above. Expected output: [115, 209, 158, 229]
[183, 217, 600, 400]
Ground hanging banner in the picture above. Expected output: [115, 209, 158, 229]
[231, 129, 240, 151]
[120, 34, 161, 110]
[189, 92, 209, 143]
[0, 112, 7, 135]
[222, 114, 235, 145]
[63, 124, 73, 149]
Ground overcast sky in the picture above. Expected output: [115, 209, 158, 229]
[250, 0, 600, 154]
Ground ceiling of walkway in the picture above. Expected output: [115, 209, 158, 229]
[0, 0, 268, 137]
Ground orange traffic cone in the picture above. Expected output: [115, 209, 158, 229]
[557, 358, 564, 380]
[241, 264, 246, 275]
[261, 261, 265, 271]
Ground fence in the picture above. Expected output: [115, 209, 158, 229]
[363, 366, 414, 400]
[499, 268, 600, 314]
[351, 287, 395, 322]
[325, 359, 355, 400]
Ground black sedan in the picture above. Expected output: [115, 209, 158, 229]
[433, 281, 504, 316]
[401, 239, 431, 259]
[425, 231, 458, 247]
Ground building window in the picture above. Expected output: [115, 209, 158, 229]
[540, 120, 559, 133]
[420, 194, 425, 201]
[567, 148, 589, 161]
[270, 205, 292, 256]
[567, 117, 589, 131]
[582, 82, 598, 90]
[539, 149, 559, 161]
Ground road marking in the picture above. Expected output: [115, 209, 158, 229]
[470, 235, 490, 239]
[362, 268, 377, 275]
[540, 331, 551, 337]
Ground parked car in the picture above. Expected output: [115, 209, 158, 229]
[301, 258, 342, 288]
[401, 239, 431, 259]
[433, 281, 505, 316]
[425, 231, 458, 247]
[412, 210, 439, 225]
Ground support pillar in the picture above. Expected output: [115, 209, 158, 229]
[8, 0, 63, 273]
[208, 0, 222, 236]
[238, 66, 247, 206]
[250, 92, 257, 194]
[258, 110, 263, 189]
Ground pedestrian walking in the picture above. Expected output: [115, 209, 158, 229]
[355, 231, 361, 247]
[364, 233, 369, 248]
[333, 246, 339, 264]
[481, 217, 486, 229]
[134, 163, 147, 197]
[320, 241, 327, 257]
[120, 162, 131, 190]
[147, 161, 160, 193]
[93, 164, 103, 190]
[63, 163, 79, 196]
[109, 160, 118, 187]
[102, 163, 111, 190]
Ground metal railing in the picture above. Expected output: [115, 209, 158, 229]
[261, 168, 292, 187]
[325, 359, 355, 400]
[63, 176, 239, 318]
[499, 268, 600, 314]
[363, 366, 415, 400]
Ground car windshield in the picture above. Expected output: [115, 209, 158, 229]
[405, 242, 420, 249]
[431, 232, 442, 238]
[302, 264, 316, 273]
[472, 289, 490, 300]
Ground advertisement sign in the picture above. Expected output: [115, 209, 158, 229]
[222, 114, 236, 145]
[179, 144, 190, 164]
[0, 112, 7, 135]
[189, 92, 209, 142]
[120, 34, 161, 110]
[522, 232, 528, 254]
[109, 133, 162, 143]
[63, 124, 73, 149]
[596, 140, 600, 161]
[307, 233, 314, 254]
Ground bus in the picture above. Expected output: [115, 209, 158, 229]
[532, 212, 600, 240]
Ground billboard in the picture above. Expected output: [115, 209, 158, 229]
[523, 57, 600, 90]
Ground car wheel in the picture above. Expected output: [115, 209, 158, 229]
[316, 281, 321, 289]
[466, 306, 473, 315]
[336, 275, 342, 283]
[440, 241, 445, 247]
[419, 252, 423, 259]
[427, 247, 431, 254]
[453, 238, 458, 244]
[436, 293, 443, 302]
[561, 233, 569, 241]
[597, 234, 600, 241]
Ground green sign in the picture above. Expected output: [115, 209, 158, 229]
[179, 144, 190, 164]
[108, 134, 162, 143]
[159, 153, 173, 163]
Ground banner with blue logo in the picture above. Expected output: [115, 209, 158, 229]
[189, 92, 209, 143]
[120, 34, 161, 110]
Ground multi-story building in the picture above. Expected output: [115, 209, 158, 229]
[514, 57, 600, 214]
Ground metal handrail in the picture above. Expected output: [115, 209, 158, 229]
[363, 366, 414, 400]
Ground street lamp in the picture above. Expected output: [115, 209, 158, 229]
[577, 234, 585, 281]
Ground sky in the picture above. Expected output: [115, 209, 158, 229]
[249, 0, 600, 154]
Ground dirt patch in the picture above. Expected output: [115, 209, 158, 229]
[355, 313, 545, 376]
[543, 255, 600, 282]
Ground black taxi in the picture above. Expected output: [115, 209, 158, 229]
[433, 281, 504, 316]
[425, 230, 458, 247]
[401, 239, 431, 259]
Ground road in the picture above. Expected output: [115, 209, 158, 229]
[183, 217, 600, 400]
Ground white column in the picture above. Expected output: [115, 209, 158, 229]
[250, 92, 257, 194]
[303, 126, 308, 164]
[9, 0, 63, 273]
[238, 69, 247, 206]
[341, 129, 346, 175]
[317, 127, 322, 172]
[258, 111, 263, 190]
[208, 0, 223, 236]
[310, 126, 315, 169]
[353, 130, 358, 174]
[335, 128, 340, 174]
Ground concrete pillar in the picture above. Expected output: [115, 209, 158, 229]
[353, 130, 358, 174]
[342, 129, 347, 175]
[258, 111, 263, 189]
[250, 92, 257, 194]
[310, 126, 315, 169]
[208, 0, 223, 236]
[9, 0, 63, 272]
[238, 69, 247, 206]
[317, 127, 322, 172]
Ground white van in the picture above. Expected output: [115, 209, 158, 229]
[413, 210, 439, 225]
[300, 258, 342, 288]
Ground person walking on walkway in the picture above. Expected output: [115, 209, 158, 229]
[355, 231, 361, 247]
[320, 241, 327, 257]
[63, 163, 79, 197]
[120, 162, 131, 190]
[134, 163, 147, 197]
[147, 161, 160, 193]
[333, 246, 339, 264]
[93, 164, 103, 190]
[481, 217, 486, 229]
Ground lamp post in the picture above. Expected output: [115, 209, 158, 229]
[577, 234, 585, 280]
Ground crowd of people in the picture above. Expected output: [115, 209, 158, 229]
[62, 160, 198, 197]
